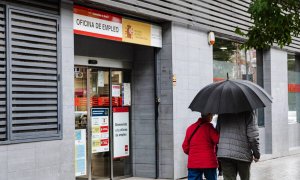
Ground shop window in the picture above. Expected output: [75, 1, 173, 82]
[288, 54, 300, 124]
[213, 38, 257, 82]
[213, 38, 264, 126]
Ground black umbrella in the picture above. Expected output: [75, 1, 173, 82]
[189, 78, 272, 114]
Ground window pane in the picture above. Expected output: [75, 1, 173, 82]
[213, 39, 257, 82]
[213, 38, 264, 126]
[288, 54, 300, 124]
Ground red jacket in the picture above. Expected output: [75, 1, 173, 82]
[182, 118, 219, 169]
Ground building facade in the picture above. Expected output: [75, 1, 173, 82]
[0, 0, 299, 180]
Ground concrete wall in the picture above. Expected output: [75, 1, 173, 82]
[259, 128, 266, 154]
[132, 46, 156, 178]
[0, 1, 75, 180]
[156, 22, 174, 179]
[289, 123, 300, 148]
[263, 48, 289, 157]
[171, 23, 213, 179]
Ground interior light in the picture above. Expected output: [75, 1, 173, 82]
[220, 47, 227, 50]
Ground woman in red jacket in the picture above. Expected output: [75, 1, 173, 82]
[182, 113, 220, 180]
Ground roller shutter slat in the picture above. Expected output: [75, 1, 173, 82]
[12, 94, 57, 99]
[13, 106, 57, 111]
[12, 87, 57, 92]
[12, 67, 57, 74]
[12, 81, 57, 86]
[12, 100, 57, 105]
[12, 124, 58, 131]
[11, 21, 57, 32]
[12, 34, 57, 44]
[12, 61, 57, 68]
[12, 27, 57, 39]
[11, 41, 57, 51]
[0, 134, 5, 139]
[12, 54, 57, 63]
[12, 112, 57, 118]
[12, 47, 57, 56]
[11, 13, 56, 26]
[12, 74, 57, 81]
[12, 118, 58, 124]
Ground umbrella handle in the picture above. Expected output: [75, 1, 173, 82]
[227, 73, 229, 80]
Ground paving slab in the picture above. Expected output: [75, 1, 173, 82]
[125, 154, 300, 180]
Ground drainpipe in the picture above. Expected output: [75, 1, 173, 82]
[154, 48, 160, 179]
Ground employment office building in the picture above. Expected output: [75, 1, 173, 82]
[0, 0, 300, 180]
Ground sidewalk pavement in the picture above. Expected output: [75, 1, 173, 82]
[125, 153, 300, 180]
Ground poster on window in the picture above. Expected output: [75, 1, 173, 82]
[97, 71, 104, 87]
[75, 129, 87, 176]
[112, 85, 120, 97]
[91, 108, 109, 153]
[122, 83, 131, 106]
[113, 107, 130, 158]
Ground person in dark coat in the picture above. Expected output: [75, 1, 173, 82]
[216, 111, 260, 180]
[182, 113, 220, 180]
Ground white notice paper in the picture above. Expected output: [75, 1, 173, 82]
[113, 107, 130, 158]
[112, 85, 120, 97]
[75, 129, 87, 176]
[97, 71, 104, 87]
[122, 83, 131, 106]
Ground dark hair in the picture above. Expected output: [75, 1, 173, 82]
[201, 113, 212, 119]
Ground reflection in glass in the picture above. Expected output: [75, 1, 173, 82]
[213, 39, 257, 83]
[288, 54, 300, 124]
[89, 68, 111, 179]
[74, 67, 88, 180]
[213, 38, 264, 126]
[112, 70, 132, 178]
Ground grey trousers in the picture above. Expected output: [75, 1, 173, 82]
[219, 158, 251, 180]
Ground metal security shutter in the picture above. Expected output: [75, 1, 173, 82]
[8, 9, 60, 140]
[0, 5, 6, 141]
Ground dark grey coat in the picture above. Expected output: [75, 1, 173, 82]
[216, 111, 260, 162]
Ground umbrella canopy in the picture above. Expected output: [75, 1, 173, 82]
[189, 79, 272, 114]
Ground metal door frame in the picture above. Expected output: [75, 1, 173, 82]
[75, 65, 132, 180]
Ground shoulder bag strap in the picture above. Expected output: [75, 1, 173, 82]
[188, 123, 202, 144]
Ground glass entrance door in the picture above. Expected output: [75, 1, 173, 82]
[74, 67, 132, 180]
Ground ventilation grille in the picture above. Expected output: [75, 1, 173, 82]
[9, 9, 59, 139]
[0, 5, 6, 141]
